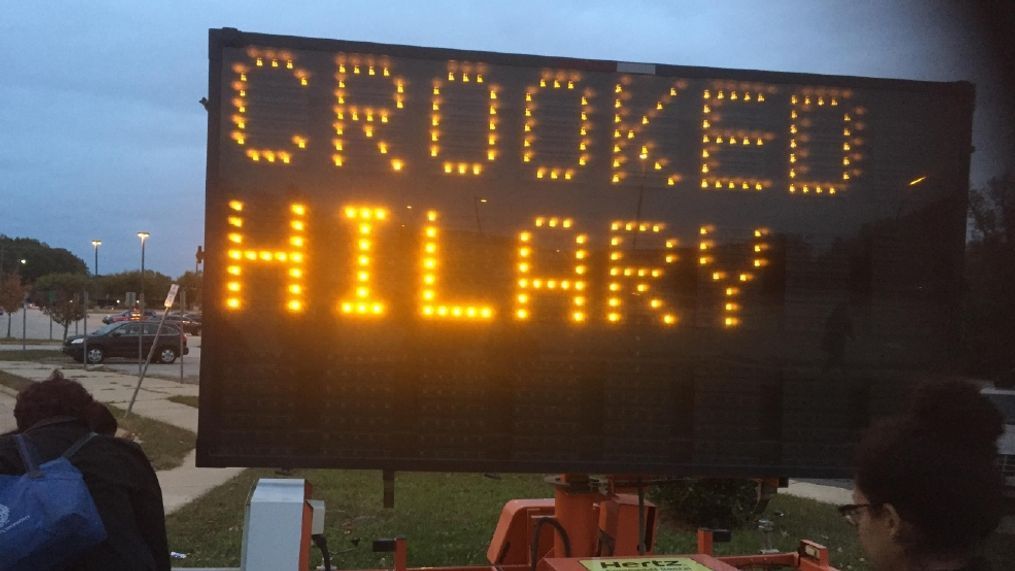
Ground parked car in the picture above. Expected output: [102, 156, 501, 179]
[983, 387, 1015, 509]
[64, 320, 189, 364]
[101, 308, 158, 324]
[164, 312, 202, 335]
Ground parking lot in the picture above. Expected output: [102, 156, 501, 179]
[2, 306, 136, 340]
[98, 336, 201, 381]
[1, 306, 201, 382]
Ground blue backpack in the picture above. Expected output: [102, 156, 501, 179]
[0, 432, 108, 571]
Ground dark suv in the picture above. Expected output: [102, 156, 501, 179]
[64, 321, 189, 364]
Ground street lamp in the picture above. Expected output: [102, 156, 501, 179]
[137, 232, 150, 305]
[137, 232, 150, 374]
[91, 240, 102, 276]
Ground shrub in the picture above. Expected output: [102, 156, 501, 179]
[650, 478, 760, 529]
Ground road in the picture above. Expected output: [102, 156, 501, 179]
[794, 478, 852, 490]
[1, 306, 123, 341]
[0, 390, 16, 433]
[99, 336, 201, 381]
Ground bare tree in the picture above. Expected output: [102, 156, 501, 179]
[33, 273, 90, 341]
[968, 171, 1015, 246]
[0, 273, 25, 338]
[965, 172, 1015, 378]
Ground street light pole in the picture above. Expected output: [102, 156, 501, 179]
[86, 240, 101, 369]
[16, 258, 27, 351]
[137, 232, 149, 305]
[137, 232, 150, 374]
[91, 240, 102, 276]
[21, 293, 27, 351]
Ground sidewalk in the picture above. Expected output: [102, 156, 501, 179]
[782, 480, 852, 505]
[0, 390, 16, 433]
[0, 361, 242, 514]
[0, 344, 63, 351]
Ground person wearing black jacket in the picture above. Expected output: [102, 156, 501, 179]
[0, 372, 170, 570]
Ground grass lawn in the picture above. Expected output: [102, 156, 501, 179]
[0, 349, 72, 362]
[5, 367, 1012, 570]
[166, 470, 1015, 570]
[0, 370, 194, 471]
[168, 471, 871, 570]
[108, 404, 195, 470]
[0, 370, 34, 392]
[0, 338, 62, 345]
[167, 394, 199, 408]
[654, 494, 865, 569]
[168, 470, 549, 567]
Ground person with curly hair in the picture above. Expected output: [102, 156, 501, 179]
[0, 370, 169, 570]
[841, 380, 1005, 571]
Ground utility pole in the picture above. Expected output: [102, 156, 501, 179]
[91, 240, 102, 276]
[137, 232, 150, 374]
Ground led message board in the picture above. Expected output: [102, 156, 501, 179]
[199, 28, 974, 476]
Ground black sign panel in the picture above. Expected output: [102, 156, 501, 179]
[198, 28, 973, 476]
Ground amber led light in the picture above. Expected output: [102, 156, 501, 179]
[224, 200, 307, 312]
[788, 92, 860, 196]
[333, 56, 405, 172]
[419, 210, 494, 320]
[611, 82, 683, 187]
[515, 216, 587, 322]
[232, 52, 310, 165]
[431, 66, 497, 176]
[698, 87, 770, 192]
[338, 206, 389, 316]
[605, 220, 678, 325]
[525, 74, 589, 181]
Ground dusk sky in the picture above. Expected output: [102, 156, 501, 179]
[2, 1, 1012, 277]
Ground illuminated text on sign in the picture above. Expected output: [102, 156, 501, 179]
[224, 202, 769, 327]
[228, 52, 863, 195]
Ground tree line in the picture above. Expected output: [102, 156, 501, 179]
[0, 236, 202, 340]
[964, 172, 1015, 383]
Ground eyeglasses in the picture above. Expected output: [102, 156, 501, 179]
[837, 503, 878, 526]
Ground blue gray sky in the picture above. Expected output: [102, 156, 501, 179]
[2, 1, 1011, 276]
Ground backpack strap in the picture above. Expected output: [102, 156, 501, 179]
[62, 432, 98, 460]
[25, 415, 80, 431]
[15, 431, 97, 476]
[14, 433, 42, 477]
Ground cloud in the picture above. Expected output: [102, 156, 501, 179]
[2, 0, 1010, 276]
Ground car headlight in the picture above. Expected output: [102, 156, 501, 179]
[70, 338, 84, 345]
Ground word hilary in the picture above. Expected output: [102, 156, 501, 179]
[224, 201, 770, 328]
